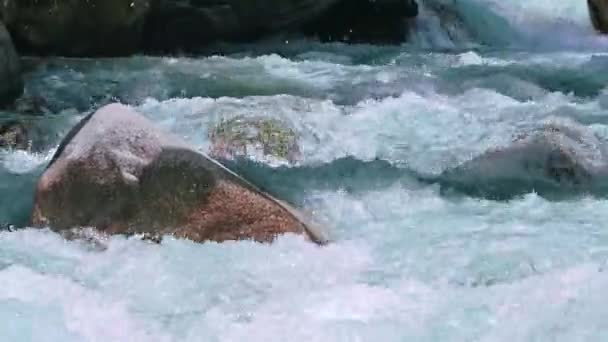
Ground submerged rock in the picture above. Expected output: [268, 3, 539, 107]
[0, 21, 22, 105]
[439, 119, 608, 199]
[1, 0, 150, 56]
[32, 103, 326, 244]
[209, 116, 301, 165]
[589, 0, 608, 34]
[302, 0, 419, 44]
[144, 0, 339, 52]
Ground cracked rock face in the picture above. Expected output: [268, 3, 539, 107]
[32, 103, 326, 244]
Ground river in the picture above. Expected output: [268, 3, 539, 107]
[1, 0, 608, 340]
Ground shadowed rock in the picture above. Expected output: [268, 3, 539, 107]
[439, 119, 608, 199]
[589, 0, 608, 34]
[0, 21, 22, 105]
[302, 0, 419, 44]
[143, 0, 340, 52]
[1, 0, 150, 56]
[0, 120, 28, 150]
[32, 103, 327, 244]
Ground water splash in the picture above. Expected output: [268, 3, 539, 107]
[412, 0, 608, 50]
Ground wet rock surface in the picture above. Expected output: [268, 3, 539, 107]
[32, 103, 326, 244]
[209, 115, 301, 165]
[0, 21, 22, 105]
[438, 119, 608, 200]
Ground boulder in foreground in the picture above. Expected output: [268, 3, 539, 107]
[32, 103, 326, 244]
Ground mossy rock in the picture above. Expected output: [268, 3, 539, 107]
[209, 116, 301, 164]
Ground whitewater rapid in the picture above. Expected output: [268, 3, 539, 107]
[413, 0, 608, 50]
[2, 0, 608, 340]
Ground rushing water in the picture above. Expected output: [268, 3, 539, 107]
[2, 0, 608, 340]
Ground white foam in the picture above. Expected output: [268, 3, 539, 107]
[4, 29, 608, 342]
[0, 148, 56, 174]
[137, 83, 603, 175]
[3, 186, 608, 340]
[416, 0, 608, 50]
[0, 265, 170, 341]
[457, 51, 484, 66]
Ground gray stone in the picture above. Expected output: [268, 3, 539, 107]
[439, 119, 608, 198]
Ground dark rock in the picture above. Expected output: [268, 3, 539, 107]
[1, 0, 150, 56]
[0, 120, 28, 150]
[143, 0, 339, 52]
[302, 0, 419, 44]
[32, 103, 327, 244]
[0, 21, 22, 105]
[589, 0, 608, 34]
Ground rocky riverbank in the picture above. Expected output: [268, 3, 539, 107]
[1, 0, 419, 57]
[0, 0, 420, 108]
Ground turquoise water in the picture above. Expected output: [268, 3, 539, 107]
[2, 0, 608, 340]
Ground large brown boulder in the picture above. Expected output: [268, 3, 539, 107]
[31, 103, 326, 244]
[589, 0, 608, 33]
[0, 21, 21, 104]
[143, 0, 340, 52]
[1, 0, 150, 56]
